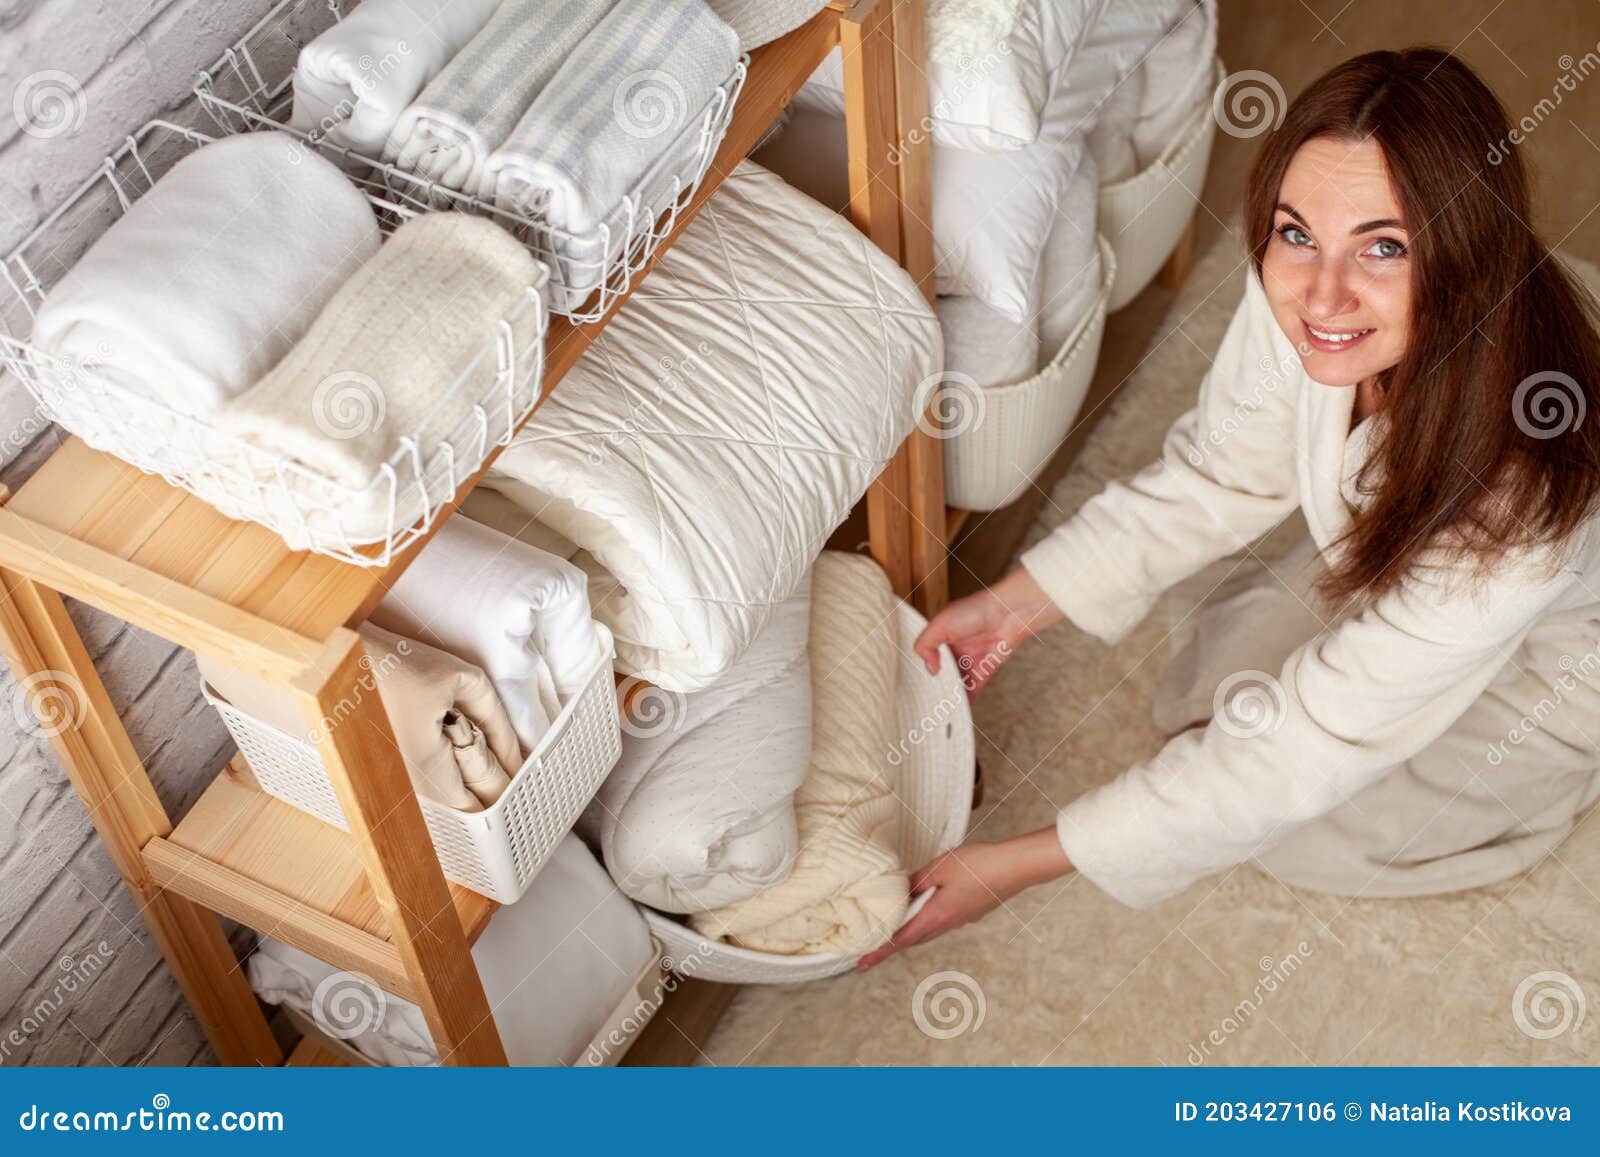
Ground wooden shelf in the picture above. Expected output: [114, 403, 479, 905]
[144, 757, 496, 1002]
[0, 5, 847, 672]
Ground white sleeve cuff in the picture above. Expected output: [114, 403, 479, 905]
[1019, 520, 1159, 647]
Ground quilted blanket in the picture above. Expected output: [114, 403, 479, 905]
[483, 161, 941, 691]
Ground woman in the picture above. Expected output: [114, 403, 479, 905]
[861, 48, 1600, 969]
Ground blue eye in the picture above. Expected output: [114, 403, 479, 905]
[1277, 224, 1313, 247]
[1367, 237, 1407, 259]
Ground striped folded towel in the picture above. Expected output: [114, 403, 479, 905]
[483, 0, 739, 236]
[382, 0, 616, 201]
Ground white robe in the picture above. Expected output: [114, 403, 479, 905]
[1020, 266, 1600, 909]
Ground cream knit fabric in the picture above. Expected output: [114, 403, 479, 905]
[219, 212, 542, 489]
[691, 552, 909, 955]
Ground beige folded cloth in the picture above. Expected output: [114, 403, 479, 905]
[198, 625, 520, 813]
[690, 552, 909, 955]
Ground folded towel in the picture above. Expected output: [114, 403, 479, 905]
[217, 212, 543, 493]
[29, 132, 380, 419]
[290, 0, 502, 156]
[483, 0, 739, 235]
[590, 572, 813, 913]
[382, 0, 615, 201]
[197, 625, 520, 812]
[370, 515, 601, 753]
[690, 553, 909, 956]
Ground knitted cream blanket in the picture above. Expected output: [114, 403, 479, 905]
[691, 552, 909, 956]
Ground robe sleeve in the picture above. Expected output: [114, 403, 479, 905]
[1019, 269, 1302, 644]
[1057, 532, 1588, 908]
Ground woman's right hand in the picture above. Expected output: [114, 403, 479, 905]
[913, 566, 1063, 696]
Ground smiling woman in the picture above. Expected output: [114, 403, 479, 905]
[861, 46, 1600, 968]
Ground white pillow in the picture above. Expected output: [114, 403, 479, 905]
[793, 0, 1103, 152]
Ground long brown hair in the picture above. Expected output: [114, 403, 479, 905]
[1243, 48, 1600, 604]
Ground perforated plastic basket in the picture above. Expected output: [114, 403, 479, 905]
[202, 626, 622, 904]
[1100, 61, 1225, 312]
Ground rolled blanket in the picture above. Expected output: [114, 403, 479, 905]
[590, 572, 812, 913]
[479, 162, 938, 691]
[197, 625, 520, 812]
[690, 552, 910, 956]
[370, 514, 601, 753]
[482, 0, 739, 235]
[217, 212, 543, 493]
[289, 0, 502, 155]
[382, 0, 616, 201]
[29, 132, 380, 419]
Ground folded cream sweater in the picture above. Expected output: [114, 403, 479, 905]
[691, 551, 909, 956]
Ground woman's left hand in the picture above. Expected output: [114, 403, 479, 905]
[857, 828, 1074, 970]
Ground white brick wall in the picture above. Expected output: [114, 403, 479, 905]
[0, 0, 282, 1067]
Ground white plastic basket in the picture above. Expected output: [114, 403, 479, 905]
[943, 235, 1116, 512]
[1100, 60, 1225, 312]
[202, 625, 622, 905]
[194, 0, 748, 323]
[0, 119, 549, 567]
[645, 600, 975, 985]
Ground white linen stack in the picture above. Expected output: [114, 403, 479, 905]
[28, 132, 380, 420]
[289, 0, 503, 155]
[381, 0, 615, 202]
[370, 515, 602, 754]
[482, 0, 740, 234]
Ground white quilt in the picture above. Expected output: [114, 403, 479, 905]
[482, 161, 941, 692]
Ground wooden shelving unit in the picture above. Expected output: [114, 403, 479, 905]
[0, 0, 954, 1067]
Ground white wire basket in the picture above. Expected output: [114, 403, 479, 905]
[202, 625, 623, 905]
[0, 119, 550, 567]
[193, 0, 748, 323]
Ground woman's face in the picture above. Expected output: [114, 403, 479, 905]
[1261, 135, 1412, 388]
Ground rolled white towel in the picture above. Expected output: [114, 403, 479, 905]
[371, 515, 601, 754]
[483, 0, 739, 234]
[1129, 0, 1217, 167]
[217, 212, 543, 492]
[290, 0, 503, 155]
[29, 132, 380, 419]
[382, 0, 616, 201]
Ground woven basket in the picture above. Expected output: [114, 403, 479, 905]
[645, 598, 975, 984]
[943, 235, 1116, 511]
[1100, 60, 1225, 312]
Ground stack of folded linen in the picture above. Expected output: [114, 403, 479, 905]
[199, 515, 600, 813]
[293, 0, 741, 288]
[759, 0, 1218, 508]
[28, 132, 381, 427]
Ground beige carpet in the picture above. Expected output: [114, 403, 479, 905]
[700, 226, 1600, 1066]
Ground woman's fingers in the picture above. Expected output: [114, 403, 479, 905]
[912, 618, 949, 676]
[857, 898, 946, 971]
